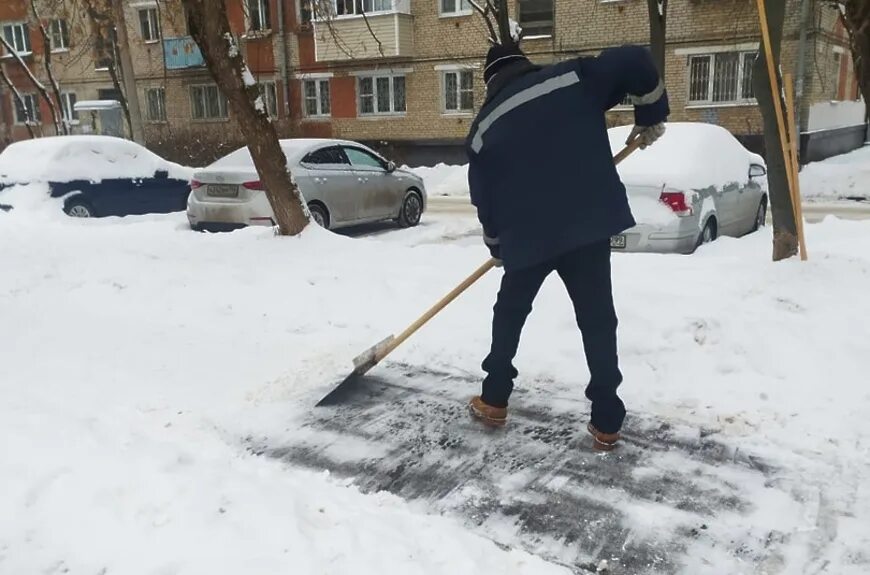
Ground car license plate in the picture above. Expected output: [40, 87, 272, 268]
[207, 184, 239, 198]
[610, 234, 626, 249]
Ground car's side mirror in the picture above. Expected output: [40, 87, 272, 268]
[155, 169, 169, 179]
[749, 164, 766, 178]
[386, 160, 397, 173]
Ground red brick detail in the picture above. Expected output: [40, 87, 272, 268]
[298, 34, 316, 68]
[331, 76, 356, 119]
[245, 37, 275, 74]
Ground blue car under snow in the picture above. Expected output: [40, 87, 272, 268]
[0, 135, 193, 217]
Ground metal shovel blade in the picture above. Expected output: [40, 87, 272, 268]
[315, 336, 395, 407]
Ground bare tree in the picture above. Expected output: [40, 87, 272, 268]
[469, 0, 514, 45]
[183, 0, 309, 236]
[0, 36, 64, 135]
[30, 0, 69, 135]
[754, 0, 798, 260]
[647, 0, 668, 75]
[830, 0, 870, 122]
[0, 66, 37, 139]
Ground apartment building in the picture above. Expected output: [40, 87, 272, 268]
[0, 0, 865, 165]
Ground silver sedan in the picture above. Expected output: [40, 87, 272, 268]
[608, 122, 769, 254]
[187, 138, 427, 231]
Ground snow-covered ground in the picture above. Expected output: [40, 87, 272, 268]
[2, 179, 870, 573]
[800, 144, 870, 202]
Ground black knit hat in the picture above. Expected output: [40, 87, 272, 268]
[483, 43, 528, 85]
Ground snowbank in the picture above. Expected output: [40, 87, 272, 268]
[405, 163, 470, 197]
[800, 144, 870, 201]
[2, 205, 870, 573]
[0, 135, 193, 184]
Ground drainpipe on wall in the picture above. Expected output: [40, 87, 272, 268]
[277, 0, 292, 120]
[794, 0, 811, 133]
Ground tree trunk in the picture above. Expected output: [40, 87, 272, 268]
[110, 0, 146, 144]
[30, 0, 69, 135]
[495, 0, 513, 45]
[0, 65, 36, 138]
[108, 36, 135, 139]
[754, 0, 798, 261]
[647, 0, 668, 76]
[840, 1, 870, 122]
[0, 35, 63, 136]
[183, 0, 309, 236]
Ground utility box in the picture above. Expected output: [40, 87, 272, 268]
[73, 100, 124, 138]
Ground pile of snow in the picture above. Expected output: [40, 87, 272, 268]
[0, 135, 193, 184]
[405, 163, 469, 197]
[799, 144, 870, 201]
[607, 122, 765, 191]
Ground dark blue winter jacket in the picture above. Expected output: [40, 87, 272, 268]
[466, 45, 670, 271]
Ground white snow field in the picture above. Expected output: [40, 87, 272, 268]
[2, 179, 870, 574]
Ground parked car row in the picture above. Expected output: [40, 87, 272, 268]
[0, 123, 768, 254]
[0, 135, 427, 233]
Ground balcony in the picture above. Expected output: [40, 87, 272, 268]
[163, 36, 205, 70]
[313, 1, 414, 62]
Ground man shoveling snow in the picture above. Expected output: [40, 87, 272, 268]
[465, 43, 670, 451]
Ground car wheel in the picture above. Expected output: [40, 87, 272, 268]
[696, 218, 717, 249]
[751, 197, 768, 232]
[308, 203, 330, 229]
[398, 190, 423, 228]
[65, 198, 96, 218]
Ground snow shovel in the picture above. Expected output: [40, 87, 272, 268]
[315, 138, 642, 407]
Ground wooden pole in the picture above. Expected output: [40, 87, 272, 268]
[755, 0, 797, 229]
[784, 73, 808, 260]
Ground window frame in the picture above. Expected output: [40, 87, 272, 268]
[332, 0, 394, 18]
[13, 93, 40, 125]
[49, 19, 70, 52]
[687, 50, 758, 107]
[439, 0, 473, 17]
[303, 78, 331, 118]
[517, 0, 554, 39]
[301, 145, 351, 167]
[60, 92, 79, 125]
[259, 80, 279, 117]
[145, 87, 167, 123]
[247, 0, 272, 31]
[357, 73, 406, 116]
[138, 7, 161, 43]
[2, 22, 33, 57]
[189, 84, 229, 121]
[442, 69, 475, 115]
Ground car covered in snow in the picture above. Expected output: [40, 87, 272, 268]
[0, 135, 193, 217]
[186, 139, 427, 232]
[607, 122, 768, 253]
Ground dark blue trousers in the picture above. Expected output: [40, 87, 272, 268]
[481, 240, 626, 434]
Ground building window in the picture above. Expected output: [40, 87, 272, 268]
[259, 81, 278, 117]
[138, 8, 160, 42]
[443, 70, 474, 113]
[146, 87, 167, 122]
[440, 0, 472, 16]
[358, 74, 405, 115]
[190, 85, 228, 120]
[49, 19, 69, 51]
[2, 23, 32, 56]
[334, 0, 392, 16]
[14, 94, 40, 124]
[303, 79, 331, 117]
[518, 0, 553, 38]
[247, 0, 271, 31]
[60, 92, 78, 123]
[94, 27, 117, 70]
[688, 51, 757, 105]
[300, 0, 313, 24]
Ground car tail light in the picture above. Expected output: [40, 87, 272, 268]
[190, 180, 203, 189]
[242, 180, 264, 190]
[660, 190, 693, 216]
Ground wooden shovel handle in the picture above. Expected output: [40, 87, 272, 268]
[374, 140, 642, 364]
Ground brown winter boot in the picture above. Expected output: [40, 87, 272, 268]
[468, 396, 507, 427]
[587, 422, 620, 452]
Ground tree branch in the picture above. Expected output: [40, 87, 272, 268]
[0, 35, 63, 135]
[469, 0, 498, 44]
[31, 0, 69, 135]
[0, 64, 37, 138]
